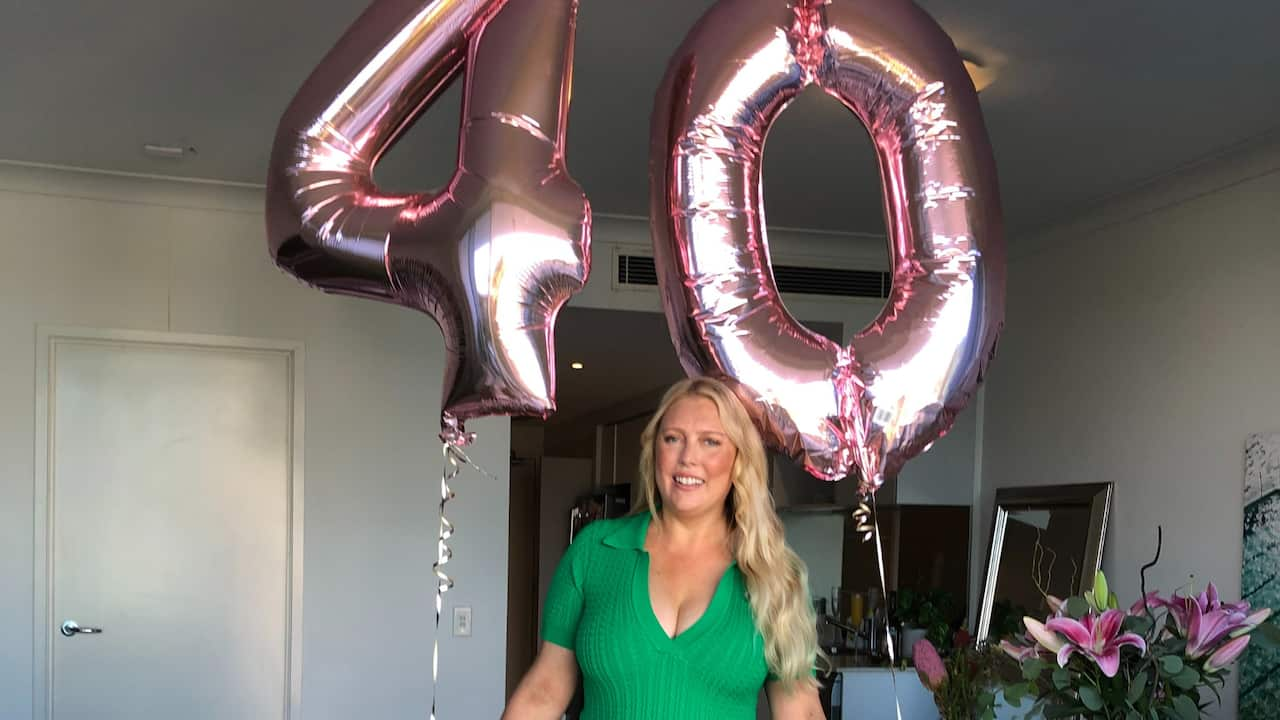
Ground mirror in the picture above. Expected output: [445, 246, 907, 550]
[976, 483, 1113, 644]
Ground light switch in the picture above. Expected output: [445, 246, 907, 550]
[453, 606, 472, 637]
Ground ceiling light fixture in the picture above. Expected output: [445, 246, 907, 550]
[570, 362, 584, 370]
[142, 143, 197, 160]
[959, 52, 997, 93]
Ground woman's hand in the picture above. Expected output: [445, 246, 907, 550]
[502, 642, 578, 719]
[766, 679, 827, 720]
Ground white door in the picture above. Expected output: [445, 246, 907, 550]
[34, 329, 303, 720]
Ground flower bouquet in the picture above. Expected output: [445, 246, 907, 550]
[913, 628, 1001, 720]
[997, 568, 1277, 719]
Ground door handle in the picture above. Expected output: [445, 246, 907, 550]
[60, 620, 103, 637]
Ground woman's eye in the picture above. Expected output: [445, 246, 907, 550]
[703, 438, 721, 447]
[662, 434, 680, 444]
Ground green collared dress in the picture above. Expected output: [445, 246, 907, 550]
[542, 511, 776, 719]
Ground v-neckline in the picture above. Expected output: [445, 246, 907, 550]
[633, 514, 737, 645]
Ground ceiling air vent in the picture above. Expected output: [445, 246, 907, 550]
[616, 254, 889, 299]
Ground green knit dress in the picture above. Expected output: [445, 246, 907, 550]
[542, 512, 779, 719]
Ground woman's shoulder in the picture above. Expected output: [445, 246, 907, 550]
[574, 511, 649, 549]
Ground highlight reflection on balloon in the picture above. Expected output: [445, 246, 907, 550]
[650, 0, 1005, 492]
[266, 0, 591, 436]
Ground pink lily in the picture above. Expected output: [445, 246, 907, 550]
[1168, 583, 1250, 635]
[1128, 590, 1167, 617]
[1187, 602, 1272, 658]
[1045, 595, 1066, 617]
[1204, 635, 1251, 672]
[1046, 609, 1147, 678]
[1231, 608, 1273, 638]
[1024, 617, 1066, 654]
[999, 638, 1039, 662]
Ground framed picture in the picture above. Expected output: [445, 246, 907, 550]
[1242, 432, 1280, 719]
[976, 483, 1113, 644]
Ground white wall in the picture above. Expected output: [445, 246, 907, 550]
[0, 163, 510, 720]
[978, 135, 1280, 718]
[780, 514, 846, 607]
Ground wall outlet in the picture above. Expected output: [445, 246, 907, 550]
[452, 605, 472, 637]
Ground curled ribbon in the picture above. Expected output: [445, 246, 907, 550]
[857, 496, 905, 720]
[431, 441, 460, 720]
[431, 413, 498, 719]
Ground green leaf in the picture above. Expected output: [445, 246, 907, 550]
[1053, 667, 1072, 690]
[1159, 655, 1184, 675]
[1109, 591, 1120, 610]
[1126, 711, 1142, 720]
[1066, 597, 1090, 619]
[1172, 694, 1199, 720]
[1255, 620, 1280, 649]
[1126, 671, 1149, 703]
[1004, 682, 1031, 706]
[980, 709, 995, 720]
[1045, 704, 1087, 718]
[1080, 685, 1104, 711]
[1023, 658, 1048, 680]
[1124, 615, 1155, 635]
[1171, 666, 1200, 690]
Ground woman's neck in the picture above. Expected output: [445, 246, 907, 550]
[652, 508, 731, 553]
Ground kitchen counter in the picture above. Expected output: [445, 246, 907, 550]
[831, 664, 1036, 720]
[836, 666, 938, 719]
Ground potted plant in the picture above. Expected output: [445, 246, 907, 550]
[898, 587, 961, 655]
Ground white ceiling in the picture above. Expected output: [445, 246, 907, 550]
[4, 1, 1280, 238]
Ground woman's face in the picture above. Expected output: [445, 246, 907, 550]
[654, 395, 737, 520]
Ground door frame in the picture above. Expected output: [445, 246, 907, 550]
[31, 326, 306, 720]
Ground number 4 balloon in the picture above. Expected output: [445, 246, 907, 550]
[267, 0, 591, 442]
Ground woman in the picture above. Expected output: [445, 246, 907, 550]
[504, 377, 827, 719]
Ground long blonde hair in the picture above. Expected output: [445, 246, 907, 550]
[637, 377, 822, 688]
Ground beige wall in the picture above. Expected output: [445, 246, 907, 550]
[978, 135, 1280, 718]
[0, 163, 511, 720]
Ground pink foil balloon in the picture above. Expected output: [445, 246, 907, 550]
[650, 0, 1005, 491]
[266, 0, 590, 438]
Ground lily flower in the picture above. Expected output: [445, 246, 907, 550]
[1168, 582, 1250, 635]
[999, 638, 1039, 662]
[1044, 595, 1066, 617]
[1024, 616, 1066, 654]
[1231, 608, 1273, 638]
[1046, 609, 1147, 677]
[1128, 590, 1167, 617]
[1187, 602, 1271, 658]
[1204, 635, 1251, 672]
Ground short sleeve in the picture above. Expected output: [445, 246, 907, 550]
[541, 521, 602, 650]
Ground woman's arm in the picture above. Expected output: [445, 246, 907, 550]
[502, 642, 578, 720]
[766, 679, 827, 720]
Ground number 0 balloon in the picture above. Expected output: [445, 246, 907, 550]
[650, 0, 1005, 491]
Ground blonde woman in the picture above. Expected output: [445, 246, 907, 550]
[504, 377, 826, 719]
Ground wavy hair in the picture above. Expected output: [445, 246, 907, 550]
[637, 377, 822, 688]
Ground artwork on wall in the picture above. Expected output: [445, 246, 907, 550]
[975, 483, 1113, 644]
[1242, 432, 1280, 719]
